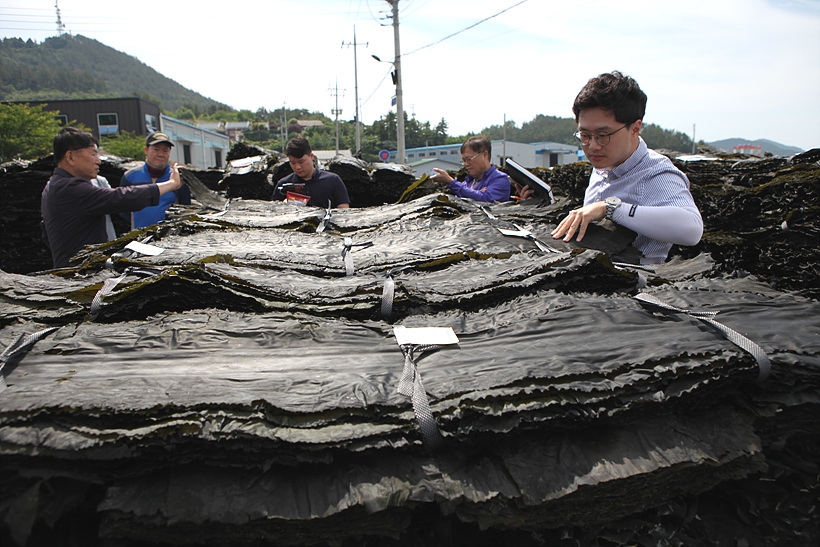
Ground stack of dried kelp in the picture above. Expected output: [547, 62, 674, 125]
[672, 150, 820, 299]
[0, 148, 818, 547]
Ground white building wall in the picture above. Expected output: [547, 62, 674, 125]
[160, 115, 231, 170]
[399, 140, 580, 170]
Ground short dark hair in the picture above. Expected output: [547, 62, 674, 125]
[460, 135, 492, 158]
[285, 135, 312, 158]
[53, 126, 97, 164]
[572, 71, 647, 125]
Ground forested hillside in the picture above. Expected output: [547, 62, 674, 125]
[0, 35, 229, 113]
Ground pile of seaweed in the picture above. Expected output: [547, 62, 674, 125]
[0, 147, 818, 547]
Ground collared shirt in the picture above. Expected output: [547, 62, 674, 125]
[584, 138, 703, 264]
[448, 164, 511, 202]
[41, 167, 160, 268]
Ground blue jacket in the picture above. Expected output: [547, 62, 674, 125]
[120, 164, 191, 228]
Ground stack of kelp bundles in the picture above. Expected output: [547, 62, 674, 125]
[219, 153, 281, 201]
[326, 155, 374, 206]
[1, 185, 818, 546]
[671, 148, 820, 298]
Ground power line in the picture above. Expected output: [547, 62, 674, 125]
[405, 0, 529, 56]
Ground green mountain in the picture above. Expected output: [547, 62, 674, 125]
[0, 34, 229, 113]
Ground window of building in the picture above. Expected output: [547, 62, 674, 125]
[451, 150, 458, 154]
[419, 153, 425, 157]
[214, 150, 222, 168]
[408, 154, 414, 158]
[97, 113, 119, 135]
[429, 152, 436, 156]
[183, 144, 192, 164]
[145, 114, 158, 133]
[54, 115, 68, 126]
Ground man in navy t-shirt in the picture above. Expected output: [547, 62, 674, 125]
[271, 136, 350, 208]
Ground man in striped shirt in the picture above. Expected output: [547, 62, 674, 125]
[549, 71, 703, 264]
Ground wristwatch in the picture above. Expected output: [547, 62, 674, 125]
[604, 196, 622, 220]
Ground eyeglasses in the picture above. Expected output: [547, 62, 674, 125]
[461, 152, 481, 165]
[573, 124, 628, 146]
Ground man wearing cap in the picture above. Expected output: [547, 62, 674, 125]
[119, 131, 191, 228]
[41, 127, 184, 269]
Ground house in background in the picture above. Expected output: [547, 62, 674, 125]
[19, 97, 162, 140]
[161, 115, 231, 169]
[196, 121, 251, 142]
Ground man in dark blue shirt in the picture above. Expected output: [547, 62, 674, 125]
[271, 136, 350, 208]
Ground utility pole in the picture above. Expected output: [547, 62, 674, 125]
[342, 27, 367, 155]
[55, 0, 66, 36]
[281, 103, 287, 153]
[503, 114, 507, 168]
[387, 0, 405, 164]
[330, 81, 344, 155]
[692, 123, 697, 154]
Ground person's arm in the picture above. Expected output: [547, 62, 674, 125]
[447, 178, 507, 202]
[612, 203, 703, 246]
[156, 163, 182, 196]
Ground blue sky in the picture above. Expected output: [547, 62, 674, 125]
[2, 0, 819, 150]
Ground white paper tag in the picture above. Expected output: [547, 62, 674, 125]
[393, 326, 459, 346]
[125, 241, 164, 256]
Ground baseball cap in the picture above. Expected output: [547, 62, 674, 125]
[145, 132, 174, 147]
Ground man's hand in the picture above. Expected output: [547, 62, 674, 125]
[513, 181, 535, 201]
[551, 201, 606, 242]
[429, 168, 453, 184]
[157, 162, 184, 195]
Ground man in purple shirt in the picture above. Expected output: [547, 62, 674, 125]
[41, 127, 183, 268]
[548, 71, 703, 264]
[430, 135, 511, 203]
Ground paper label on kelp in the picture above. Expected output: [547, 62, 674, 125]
[393, 326, 459, 346]
[125, 241, 164, 256]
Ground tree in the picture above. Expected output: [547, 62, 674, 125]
[100, 131, 146, 161]
[0, 103, 63, 162]
[641, 123, 694, 153]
